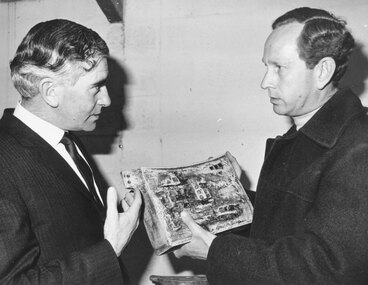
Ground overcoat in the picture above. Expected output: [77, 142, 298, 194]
[207, 88, 368, 284]
[0, 109, 124, 284]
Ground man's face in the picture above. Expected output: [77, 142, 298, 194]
[56, 58, 111, 131]
[261, 22, 318, 117]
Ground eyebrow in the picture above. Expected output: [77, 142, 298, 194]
[92, 78, 107, 87]
[263, 58, 288, 66]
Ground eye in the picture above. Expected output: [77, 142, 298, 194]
[92, 79, 107, 93]
[91, 84, 103, 94]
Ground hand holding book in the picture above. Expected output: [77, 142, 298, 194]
[173, 211, 216, 260]
[121, 152, 253, 255]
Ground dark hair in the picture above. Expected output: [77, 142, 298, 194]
[10, 19, 109, 98]
[273, 7, 355, 86]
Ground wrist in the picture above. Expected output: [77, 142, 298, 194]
[105, 238, 121, 257]
[205, 233, 216, 248]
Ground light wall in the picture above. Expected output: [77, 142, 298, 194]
[1, 0, 368, 284]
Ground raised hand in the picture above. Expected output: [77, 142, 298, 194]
[104, 187, 142, 256]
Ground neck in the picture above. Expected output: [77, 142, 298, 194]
[320, 85, 338, 106]
[292, 108, 320, 130]
[20, 97, 58, 127]
[291, 86, 338, 129]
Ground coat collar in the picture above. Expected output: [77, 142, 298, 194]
[0, 108, 40, 147]
[299, 88, 367, 149]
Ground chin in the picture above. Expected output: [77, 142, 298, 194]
[82, 124, 97, 132]
[273, 107, 286, 116]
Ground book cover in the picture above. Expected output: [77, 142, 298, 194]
[121, 152, 253, 255]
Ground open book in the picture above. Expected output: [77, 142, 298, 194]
[121, 152, 253, 255]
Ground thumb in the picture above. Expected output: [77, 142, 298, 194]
[106, 187, 118, 218]
[181, 211, 202, 233]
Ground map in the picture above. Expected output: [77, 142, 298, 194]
[121, 152, 253, 255]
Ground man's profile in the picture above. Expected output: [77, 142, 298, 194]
[0, 19, 141, 284]
[175, 7, 368, 285]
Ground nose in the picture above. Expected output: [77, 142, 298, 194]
[98, 86, 111, 107]
[260, 69, 274, 90]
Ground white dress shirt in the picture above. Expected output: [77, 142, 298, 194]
[13, 103, 103, 204]
[293, 108, 320, 130]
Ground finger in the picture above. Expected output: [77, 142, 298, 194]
[180, 211, 200, 232]
[106, 187, 118, 219]
[128, 188, 142, 212]
[121, 188, 142, 215]
[173, 249, 183, 259]
[124, 191, 134, 206]
[121, 198, 130, 212]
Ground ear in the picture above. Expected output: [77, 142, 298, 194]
[39, 78, 59, 108]
[314, 57, 336, 90]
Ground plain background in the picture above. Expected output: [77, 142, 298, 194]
[1, 0, 368, 284]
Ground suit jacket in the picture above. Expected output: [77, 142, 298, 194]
[0, 109, 124, 284]
[207, 88, 368, 284]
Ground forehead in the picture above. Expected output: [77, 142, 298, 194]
[262, 22, 304, 63]
[76, 58, 109, 83]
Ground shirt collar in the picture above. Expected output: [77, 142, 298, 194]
[293, 108, 320, 130]
[13, 102, 64, 147]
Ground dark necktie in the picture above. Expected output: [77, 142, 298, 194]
[60, 132, 103, 208]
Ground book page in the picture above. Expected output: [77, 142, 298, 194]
[122, 152, 253, 255]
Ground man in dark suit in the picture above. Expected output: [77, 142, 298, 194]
[0, 19, 141, 284]
[174, 7, 368, 285]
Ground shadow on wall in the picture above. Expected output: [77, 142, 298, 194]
[283, 42, 368, 128]
[78, 39, 368, 284]
[76, 59, 156, 283]
[340, 42, 368, 97]
[155, 41, 368, 281]
[77, 57, 130, 154]
[169, 253, 207, 276]
[123, 223, 155, 285]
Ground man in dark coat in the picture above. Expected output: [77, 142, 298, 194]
[0, 19, 141, 284]
[174, 7, 368, 285]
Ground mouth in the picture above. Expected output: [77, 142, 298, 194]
[90, 113, 100, 120]
[269, 97, 280, 104]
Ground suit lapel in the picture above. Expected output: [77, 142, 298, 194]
[0, 110, 105, 211]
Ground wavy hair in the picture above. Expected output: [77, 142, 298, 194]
[272, 7, 355, 87]
[10, 19, 109, 98]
